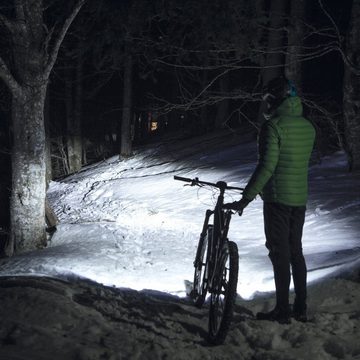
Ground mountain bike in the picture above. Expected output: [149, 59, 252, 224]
[174, 175, 243, 345]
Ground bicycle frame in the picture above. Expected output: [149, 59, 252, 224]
[174, 175, 243, 344]
[196, 184, 233, 294]
[174, 175, 241, 290]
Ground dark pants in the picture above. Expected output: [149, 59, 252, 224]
[263, 202, 307, 313]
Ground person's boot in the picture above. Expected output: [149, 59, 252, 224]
[292, 301, 307, 322]
[256, 307, 291, 324]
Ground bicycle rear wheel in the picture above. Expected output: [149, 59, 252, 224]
[192, 225, 213, 307]
[208, 240, 239, 345]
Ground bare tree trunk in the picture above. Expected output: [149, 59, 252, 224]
[66, 36, 85, 173]
[263, 0, 288, 84]
[0, 0, 85, 255]
[285, 0, 306, 91]
[254, 0, 267, 69]
[257, 0, 288, 124]
[120, 50, 133, 157]
[65, 57, 82, 174]
[44, 86, 52, 185]
[74, 37, 84, 166]
[65, 66, 75, 173]
[9, 85, 47, 254]
[343, 0, 360, 171]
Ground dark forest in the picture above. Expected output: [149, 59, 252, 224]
[0, 0, 359, 255]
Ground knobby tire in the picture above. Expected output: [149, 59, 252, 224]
[192, 225, 212, 307]
[208, 240, 239, 345]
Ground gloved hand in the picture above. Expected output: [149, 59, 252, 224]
[223, 198, 250, 215]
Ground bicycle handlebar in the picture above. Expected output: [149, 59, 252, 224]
[174, 175, 243, 191]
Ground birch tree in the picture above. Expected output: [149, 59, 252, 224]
[0, 0, 86, 255]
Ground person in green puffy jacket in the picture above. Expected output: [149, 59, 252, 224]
[225, 76, 315, 324]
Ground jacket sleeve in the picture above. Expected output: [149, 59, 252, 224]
[242, 121, 280, 201]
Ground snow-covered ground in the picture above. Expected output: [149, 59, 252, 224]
[0, 129, 359, 359]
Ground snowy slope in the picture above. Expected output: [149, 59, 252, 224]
[0, 129, 359, 359]
[0, 129, 359, 299]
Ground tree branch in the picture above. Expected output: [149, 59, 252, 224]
[44, 0, 86, 79]
[0, 55, 20, 94]
[317, 0, 360, 75]
[317, 0, 341, 41]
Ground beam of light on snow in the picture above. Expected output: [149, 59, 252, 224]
[0, 141, 359, 301]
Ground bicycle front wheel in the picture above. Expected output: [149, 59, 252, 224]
[208, 240, 239, 345]
[192, 225, 213, 308]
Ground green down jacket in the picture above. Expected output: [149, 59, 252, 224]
[243, 96, 315, 206]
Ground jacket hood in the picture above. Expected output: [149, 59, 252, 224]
[275, 96, 303, 117]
